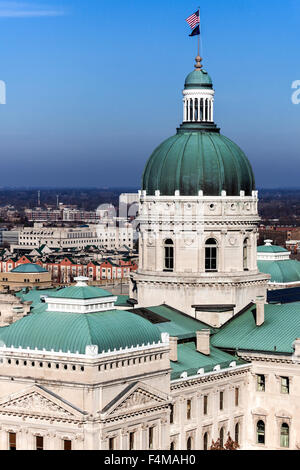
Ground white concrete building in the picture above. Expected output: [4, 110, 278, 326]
[10, 223, 133, 252]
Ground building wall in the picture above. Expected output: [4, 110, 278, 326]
[240, 352, 300, 450]
[0, 271, 52, 292]
[133, 192, 269, 321]
[11, 224, 133, 251]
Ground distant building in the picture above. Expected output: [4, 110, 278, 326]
[2, 230, 19, 247]
[0, 263, 52, 292]
[0, 254, 137, 284]
[257, 240, 300, 289]
[10, 223, 133, 252]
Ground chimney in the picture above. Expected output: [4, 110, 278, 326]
[256, 296, 265, 326]
[169, 337, 178, 362]
[196, 330, 210, 356]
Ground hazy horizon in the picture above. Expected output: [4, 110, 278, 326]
[0, 0, 299, 188]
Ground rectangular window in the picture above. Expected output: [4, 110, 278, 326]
[109, 437, 115, 450]
[63, 440, 72, 451]
[36, 436, 44, 451]
[205, 247, 217, 272]
[170, 404, 174, 424]
[129, 432, 135, 450]
[281, 377, 289, 394]
[187, 399, 192, 420]
[149, 427, 154, 450]
[203, 395, 208, 415]
[9, 432, 16, 451]
[219, 391, 224, 410]
[257, 374, 265, 392]
[235, 388, 239, 407]
[165, 246, 174, 271]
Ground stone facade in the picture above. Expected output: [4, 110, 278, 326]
[131, 192, 269, 325]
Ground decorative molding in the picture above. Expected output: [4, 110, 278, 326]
[0, 385, 86, 423]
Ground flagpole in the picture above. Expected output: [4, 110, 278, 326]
[198, 7, 201, 57]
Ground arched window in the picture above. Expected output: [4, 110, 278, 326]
[219, 427, 224, 448]
[187, 437, 192, 450]
[205, 238, 218, 272]
[243, 238, 250, 271]
[257, 420, 265, 444]
[235, 423, 240, 444]
[280, 423, 289, 448]
[203, 432, 208, 451]
[170, 441, 175, 451]
[164, 239, 174, 272]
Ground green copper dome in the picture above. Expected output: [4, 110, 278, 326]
[142, 60, 255, 197]
[142, 131, 255, 197]
[184, 69, 213, 89]
[0, 304, 161, 354]
[12, 263, 48, 273]
[258, 260, 300, 284]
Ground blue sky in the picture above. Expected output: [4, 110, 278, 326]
[0, 0, 299, 188]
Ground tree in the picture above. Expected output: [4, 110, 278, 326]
[210, 433, 239, 451]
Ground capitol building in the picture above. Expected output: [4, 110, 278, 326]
[0, 53, 299, 451]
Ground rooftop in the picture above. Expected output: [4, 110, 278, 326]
[0, 302, 162, 355]
[212, 301, 300, 354]
[11, 263, 48, 274]
[171, 341, 246, 380]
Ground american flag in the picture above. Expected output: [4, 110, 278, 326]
[186, 10, 200, 30]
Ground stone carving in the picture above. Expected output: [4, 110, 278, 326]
[114, 388, 164, 413]
[0, 391, 76, 419]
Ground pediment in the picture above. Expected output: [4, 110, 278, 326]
[251, 408, 268, 417]
[101, 382, 169, 417]
[0, 385, 86, 421]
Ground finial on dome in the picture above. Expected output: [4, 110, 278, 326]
[195, 55, 203, 70]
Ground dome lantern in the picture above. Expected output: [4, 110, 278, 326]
[183, 56, 215, 125]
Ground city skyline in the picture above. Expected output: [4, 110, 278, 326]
[0, 0, 299, 188]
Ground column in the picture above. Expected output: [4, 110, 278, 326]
[203, 98, 206, 121]
[141, 424, 148, 450]
[192, 98, 195, 121]
[0, 430, 7, 450]
[198, 99, 200, 122]
[160, 418, 170, 450]
[211, 99, 214, 122]
[121, 429, 128, 450]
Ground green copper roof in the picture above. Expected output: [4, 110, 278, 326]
[257, 245, 288, 253]
[258, 260, 300, 284]
[212, 302, 300, 354]
[184, 69, 213, 89]
[115, 295, 130, 307]
[12, 264, 48, 274]
[16, 288, 59, 305]
[0, 304, 161, 354]
[146, 305, 216, 339]
[142, 132, 255, 196]
[47, 285, 113, 300]
[171, 342, 246, 380]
